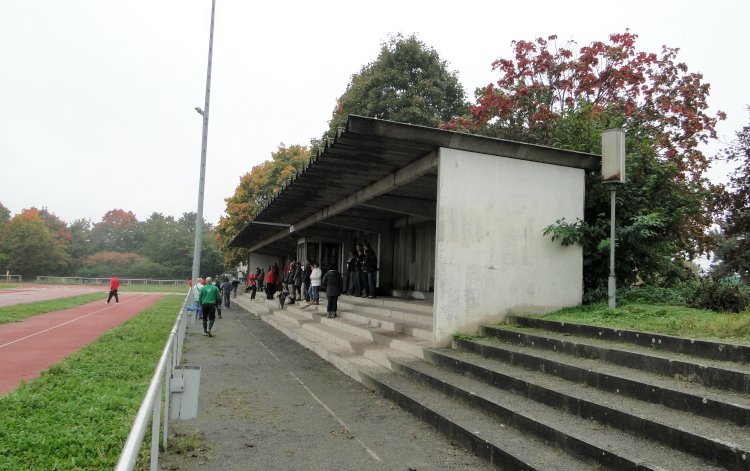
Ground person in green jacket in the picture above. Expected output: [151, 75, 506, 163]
[199, 276, 221, 337]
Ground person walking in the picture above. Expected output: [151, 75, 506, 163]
[213, 277, 223, 318]
[106, 275, 120, 304]
[199, 276, 221, 337]
[321, 267, 343, 318]
[193, 278, 204, 319]
[309, 262, 322, 305]
[221, 277, 232, 309]
[231, 277, 240, 298]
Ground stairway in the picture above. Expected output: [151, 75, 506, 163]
[235, 294, 750, 470]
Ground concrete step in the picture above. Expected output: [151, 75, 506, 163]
[456, 336, 750, 427]
[336, 294, 434, 316]
[508, 315, 750, 363]
[365, 359, 724, 471]
[357, 368, 600, 471]
[483, 324, 750, 394]
[425, 347, 750, 467]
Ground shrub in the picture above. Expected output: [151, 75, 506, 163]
[688, 277, 750, 313]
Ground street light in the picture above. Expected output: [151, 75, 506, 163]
[191, 0, 217, 285]
[601, 129, 626, 308]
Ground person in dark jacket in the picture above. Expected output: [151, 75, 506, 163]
[292, 262, 303, 303]
[221, 277, 232, 309]
[345, 248, 357, 295]
[302, 259, 312, 302]
[356, 244, 367, 297]
[363, 243, 378, 299]
[321, 267, 343, 318]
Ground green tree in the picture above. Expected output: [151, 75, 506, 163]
[326, 34, 467, 138]
[1, 209, 70, 278]
[447, 31, 723, 296]
[0, 202, 10, 225]
[91, 209, 141, 253]
[216, 144, 310, 267]
[713, 109, 750, 282]
[68, 218, 93, 272]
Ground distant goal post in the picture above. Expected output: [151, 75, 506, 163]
[2, 274, 22, 283]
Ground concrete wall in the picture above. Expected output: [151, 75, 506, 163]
[433, 148, 584, 346]
[247, 252, 281, 277]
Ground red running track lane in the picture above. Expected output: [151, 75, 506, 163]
[0, 293, 164, 395]
[0, 284, 106, 307]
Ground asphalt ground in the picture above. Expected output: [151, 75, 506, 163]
[158, 302, 496, 471]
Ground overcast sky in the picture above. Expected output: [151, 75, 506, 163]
[1, 0, 747, 227]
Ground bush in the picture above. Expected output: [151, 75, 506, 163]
[688, 277, 750, 313]
[618, 284, 694, 306]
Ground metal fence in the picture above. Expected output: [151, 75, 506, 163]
[114, 289, 193, 471]
[36, 276, 186, 286]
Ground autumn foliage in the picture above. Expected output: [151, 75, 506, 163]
[445, 31, 724, 180]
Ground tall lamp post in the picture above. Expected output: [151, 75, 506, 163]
[601, 129, 626, 308]
[191, 0, 217, 286]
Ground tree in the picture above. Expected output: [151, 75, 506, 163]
[0, 209, 70, 278]
[91, 209, 140, 253]
[713, 109, 750, 282]
[446, 31, 723, 180]
[68, 218, 93, 272]
[216, 144, 310, 267]
[0, 202, 10, 225]
[326, 34, 467, 138]
[445, 31, 725, 295]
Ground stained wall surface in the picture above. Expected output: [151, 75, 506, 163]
[434, 147, 584, 345]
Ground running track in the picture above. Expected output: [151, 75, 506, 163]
[0, 293, 164, 395]
[0, 284, 105, 307]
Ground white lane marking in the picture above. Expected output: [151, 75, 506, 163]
[0, 294, 147, 349]
[289, 371, 381, 462]
[240, 320, 280, 362]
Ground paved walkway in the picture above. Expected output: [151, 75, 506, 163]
[159, 301, 495, 471]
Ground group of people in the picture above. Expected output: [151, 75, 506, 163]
[344, 243, 378, 299]
[241, 242, 378, 319]
[191, 275, 237, 337]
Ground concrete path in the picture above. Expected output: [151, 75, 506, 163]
[159, 303, 495, 471]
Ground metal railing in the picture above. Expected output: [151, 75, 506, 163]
[115, 289, 193, 471]
[1, 274, 21, 282]
[36, 276, 186, 286]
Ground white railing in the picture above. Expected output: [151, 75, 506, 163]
[115, 289, 193, 471]
[36, 276, 186, 286]
[1, 274, 22, 282]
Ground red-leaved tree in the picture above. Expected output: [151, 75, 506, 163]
[445, 31, 725, 295]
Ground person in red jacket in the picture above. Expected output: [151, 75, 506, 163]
[107, 275, 120, 304]
[264, 265, 277, 299]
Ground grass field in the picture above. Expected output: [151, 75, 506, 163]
[521, 303, 750, 343]
[0, 294, 183, 470]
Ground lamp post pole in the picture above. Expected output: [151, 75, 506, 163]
[191, 0, 217, 285]
[601, 128, 626, 309]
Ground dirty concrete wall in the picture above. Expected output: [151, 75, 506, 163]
[433, 148, 584, 346]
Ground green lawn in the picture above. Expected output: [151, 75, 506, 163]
[0, 284, 18, 290]
[521, 303, 750, 343]
[0, 294, 183, 470]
